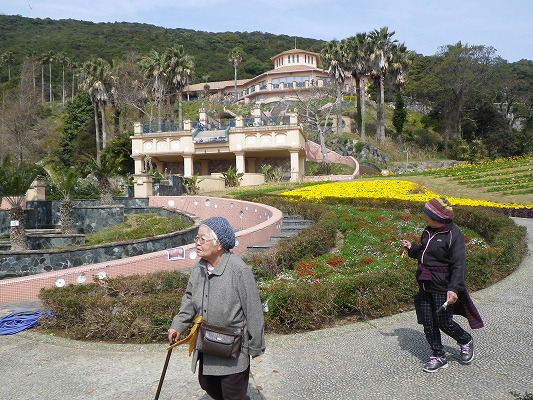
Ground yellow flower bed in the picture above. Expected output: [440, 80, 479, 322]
[281, 179, 533, 210]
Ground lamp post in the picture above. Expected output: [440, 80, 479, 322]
[400, 149, 409, 170]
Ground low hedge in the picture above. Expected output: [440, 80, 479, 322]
[38, 196, 528, 341]
[39, 271, 188, 342]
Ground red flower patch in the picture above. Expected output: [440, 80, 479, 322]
[326, 254, 344, 267]
[295, 260, 319, 277]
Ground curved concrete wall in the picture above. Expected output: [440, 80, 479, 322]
[0, 196, 283, 302]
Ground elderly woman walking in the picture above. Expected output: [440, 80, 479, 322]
[168, 216, 265, 399]
[401, 197, 484, 373]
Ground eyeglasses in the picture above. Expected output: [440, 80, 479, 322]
[194, 236, 214, 245]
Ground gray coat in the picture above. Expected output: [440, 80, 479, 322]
[171, 251, 266, 375]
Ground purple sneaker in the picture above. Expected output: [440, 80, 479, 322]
[460, 339, 474, 364]
[423, 356, 449, 372]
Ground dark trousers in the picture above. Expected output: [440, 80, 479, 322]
[198, 356, 250, 400]
[419, 290, 472, 357]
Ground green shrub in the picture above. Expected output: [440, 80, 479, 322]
[182, 174, 202, 195]
[222, 165, 244, 187]
[84, 214, 192, 245]
[262, 279, 338, 332]
[260, 164, 283, 183]
[39, 270, 189, 342]
[37, 196, 527, 341]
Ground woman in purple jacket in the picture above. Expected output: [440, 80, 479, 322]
[401, 197, 483, 372]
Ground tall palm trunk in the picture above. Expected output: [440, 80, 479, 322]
[100, 105, 107, 149]
[361, 82, 367, 140]
[233, 66, 238, 101]
[62, 65, 66, 106]
[49, 62, 53, 103]
[93, 102, 101, 163]
[377, 75, 386, 144]
[9, 205, 27, 251]
[178, 92, 183, 130]
[336, 84, 343, 135]
[60, 200, 75, 234]
[99, 179, 113, 205]
[355, 77, 367, 140]
[41, 65, 45, 104]
[71, 71, 75, 101]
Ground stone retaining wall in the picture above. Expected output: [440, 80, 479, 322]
[0, 202, 198, 279]
[0, 198, 150, 237]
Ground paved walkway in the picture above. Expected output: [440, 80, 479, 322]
[1, 218, 532, 400]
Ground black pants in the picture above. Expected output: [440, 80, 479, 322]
[419, 290, 472, 357]
[198, 356, 250, 400]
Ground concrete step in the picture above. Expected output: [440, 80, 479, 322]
[270, 232, 298, 243]
[246, 242, 276, 254]
[246, 214, 314, 253]
[26, 229, 63, 236]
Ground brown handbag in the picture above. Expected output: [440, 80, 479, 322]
[196, 322, 243, 359]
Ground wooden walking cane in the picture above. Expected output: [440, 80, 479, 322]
[154, 316, 203, 400]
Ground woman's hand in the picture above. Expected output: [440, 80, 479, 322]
[168, 328, 180, 344]
[446, 290, 458, 305]
[400, 240, 411, 250]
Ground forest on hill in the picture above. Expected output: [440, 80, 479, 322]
[0, 14, 531, 173]
[0, 14, 325, 83]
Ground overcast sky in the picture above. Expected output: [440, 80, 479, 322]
[2, 0, 532, 62]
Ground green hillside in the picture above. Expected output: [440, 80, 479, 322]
[0, 15, 325, 83]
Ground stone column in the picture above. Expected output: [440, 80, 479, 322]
[133, 122, 142, 134]
[199, 160, 209, 175]
[252, 105, 261, 126]
[183, 153, 193, 177]
[289, 150, 301, 182]
[247, 157, 257, 173]
[199, 108, 207, 127]
[133, 174, 153, 198]
[26, 178, 46, 201]
[235, 151, 245, 174]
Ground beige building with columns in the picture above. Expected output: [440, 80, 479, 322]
[130, 107, 307, 195]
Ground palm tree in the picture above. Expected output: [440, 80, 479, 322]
[42, 50, 55, 103]
[0, 157, 41, 250]
[80, 58, 111, 162]
[56, 52, 69, 106]
[389, 42, 411, 90]
[228, 47, 243, 102]
[41, 163, 78, 234]
[139, 50, 168, 130]
[342, 33, 371, 140]
[368, 27, 398, 144]
[39, 52, 48, 104]
[166, 45, 194, 129]
[81, 150, 124, 205]
[68, 58, 79, 101]
[321, 40, 346, 137]
[1, 51, 15, 80]
[26, 50, 39, 94]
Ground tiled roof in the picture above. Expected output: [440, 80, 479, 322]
[264, 65, 326, 74]
[271, 48, 320, 59]
[187, 79, 248, 91]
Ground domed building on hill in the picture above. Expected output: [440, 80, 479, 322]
[185, 48, 355, 104]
